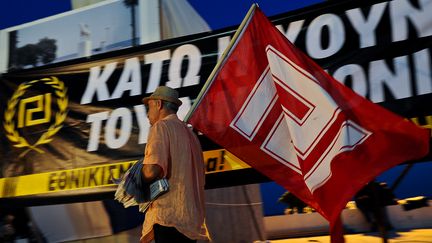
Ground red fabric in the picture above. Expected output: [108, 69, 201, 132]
[188, 7, 429, 243]
[331, 215, 345, 243]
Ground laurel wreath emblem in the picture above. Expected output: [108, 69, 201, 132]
[3, 77, 68, 157]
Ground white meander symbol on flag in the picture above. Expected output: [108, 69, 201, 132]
[230, 45, 372, 193]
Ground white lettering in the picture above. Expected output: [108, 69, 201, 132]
[105, 108, 132, 149]
[369, 56, 411, 102]
[85, 97, 192, 151]
[111, 57, 142, 99]
[277, 20, 305, 43]
[86, 111, 109, 151]
[217, 36, 231, 60]
[390, 0, 432, 42]
[81, 62, 117, 104]
[333, 64, 368, 97]
[306, 14, 345, 59]
[145, 50, 171, 93]
[178, 96, 192, 121]
[413, 48, 432, 95]
[346, 2, 387, 48]
[167, 44, 201, 88]
[133, 104, 150, 144]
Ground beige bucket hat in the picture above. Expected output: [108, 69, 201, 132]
[142, 86, 182, 106]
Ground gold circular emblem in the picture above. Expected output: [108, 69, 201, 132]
[3, 77, 68, 157]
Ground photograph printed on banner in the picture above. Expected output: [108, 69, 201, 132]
[5, 0, 138, 71]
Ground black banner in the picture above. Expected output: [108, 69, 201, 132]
[1, 0, 431, 200]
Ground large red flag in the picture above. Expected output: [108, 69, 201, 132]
[186, 5, 429, 242]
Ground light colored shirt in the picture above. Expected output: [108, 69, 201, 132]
[141, 114, 209, 242]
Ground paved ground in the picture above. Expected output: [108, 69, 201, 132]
[68, 227, 432, 242]
[271, 229, 432, 242]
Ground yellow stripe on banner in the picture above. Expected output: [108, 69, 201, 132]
[0, 161, 136, 199]
[203, 149, 250, 173]
[0, 150, 250, 198]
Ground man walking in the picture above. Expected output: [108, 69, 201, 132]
[140, 86, 209, 243]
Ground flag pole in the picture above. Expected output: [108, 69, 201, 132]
[184, 4, 258, 122]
